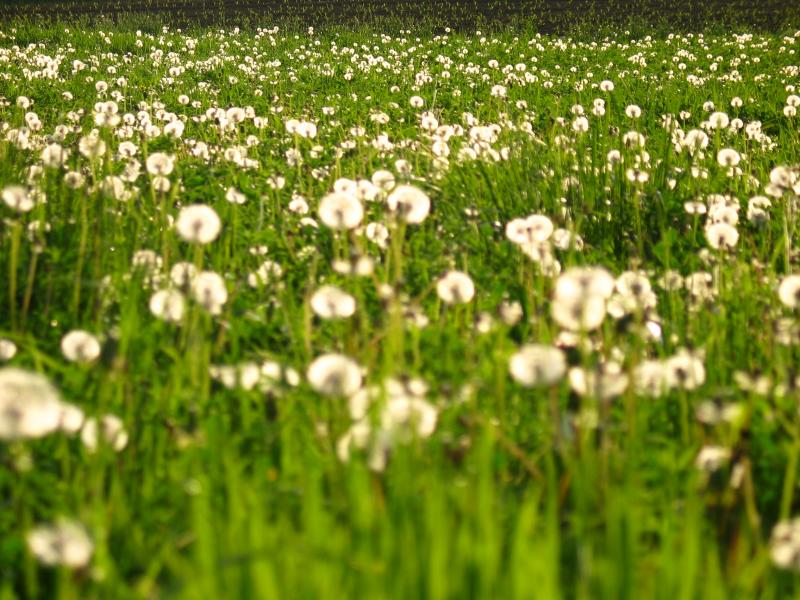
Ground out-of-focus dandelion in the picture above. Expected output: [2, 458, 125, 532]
[386, 184, 430, 224]
[436, 271, 475, 304]
[310, 285, 357, 319]
[307, 354, 363, 396]
[318, 191, 363, 230]
[27, 520, 93, 569]
[176, 204, 221, 244]
[60, 330, 101, 363]
[508, 344, 566, 387]
[0, 368, 63, 440]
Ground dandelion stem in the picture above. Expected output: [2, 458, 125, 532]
[780, 434, 800, 520]
[8, 221, 21, 330]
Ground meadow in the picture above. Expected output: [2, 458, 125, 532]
[1, 6, 800, 598]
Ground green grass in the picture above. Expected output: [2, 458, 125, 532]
[1, 14, 800, 599]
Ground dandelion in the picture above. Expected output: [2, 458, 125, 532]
[101, 176, 128, 201]
[705, 222, 739, 250]
[27, 520, 93, 569]
[436, 271, 475, 304]
[176, 204, 221, 244]
[551, 267, 613, 331]
[599, 80, 614, 92]
[192, 271, 228, 314]
[569, 362, 629, 399]
[665, 349, 706, 390]
[81, 414, 128, 452]
[41, 143, 69, 168]
[709, 111, 730, 129]
[371, 169, 396, 191]
[64, 171, 85, 189]
[625, 168, 649, 184]
[779, 275, 800, 308]
[145, 152, 174, 176]
[0, 339, 17, 361]
[694, 445, 731, 472]
[60, 330, 101, 363]
[0, 368, 63, 440]
[386, 185, 431, 224]
[2, 185, 34, 212]
[149, 289, 186, 322]
[307, 354, 363, 396]
[716, 148, 741, 167]
[310, 285, 357, 319]
[381, 393, 438, 438]
[771, 518, 800, 570]
[248, 260, 283, 288]
[633, 360, 670, 396]
[170, 262, 197, 288]
[490, 85, 507, 98]
[225, 187, 247, 205]
[505, 214, 554, 245]
[572, 116, 589, 133]
[78, 135, 106, 160]
[508, 344, 566, 387]
[683, 130, 709, 153]
[365, 222, 390, 248]
[318, 191, 363, 230]
[625, 104, 642, 119]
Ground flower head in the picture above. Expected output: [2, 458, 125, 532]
[386, 185, 430, 224]
[27, 520, 93, 569]
[0, 368, 63, 440]
[436, 271, 475, 304]
[307, 354, 363, 396]
[310, 285, 357, 319]
[61, 330, 101, 363]
[176, 204, 221, 244]
[318, 191, 363, 230]
[509, 344, 566, 387]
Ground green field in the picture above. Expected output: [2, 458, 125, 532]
[2, 12, 800, 599]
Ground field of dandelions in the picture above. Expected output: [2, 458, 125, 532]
[2, 15, 800, 598]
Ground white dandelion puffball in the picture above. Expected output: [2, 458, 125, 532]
[716, 148, 741, 167]
[372, 169, 396, 192]
[307, 354, 363, 396]
[436, 271, 476, 304]
[192, 271, 228, 314]
[550, 267, 615, 331]
[556, 267, 616, 300]
[81, 414, 128, 452]
[27, 520, 94, 569]
[60, 330, 101, 363]
[310, 285, 357, 319]
[705, 222, 739, 250]
[2, 185, 34, 212]
[0, 367, 63, 440]
[149, 289, 186, 322]
[505, 214, 554, 245]
[509, 344, 567, 387]
[771, 518, 800, 571]
[145, 152, 174, 176]
[176, 204, 221, 244]
[779, 275, 800, 309]
[41, 143, 69, 168]
[170, 262, 198, 288]
[552, 294, 607, 332]
[386, 184, 431, 224]
[0, 339, 17, 361]
[318, 191, 363, 230]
